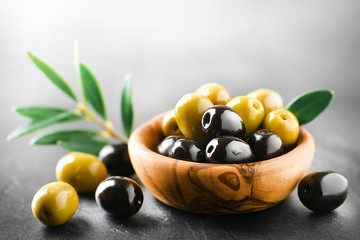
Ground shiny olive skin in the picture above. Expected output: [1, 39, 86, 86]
[247, 89, 283, 116]
[95, 176, 143, 218]
[175, 93, 214, 142]
[31, 181, 79, 227]
[196, 83, 231, 105]
[205, 136, 254, 163]
[168, 138, 205, 162]
[161, 110, 182, 137]
[157, 135, 183, 156]
[298, 171, 348, 212]
[248, 129, 283, 161]
[56, 152, 108, 193]
[262, 109, 299, 149]
[201, 105, 246, 140]
[99, 143, 134, 177]
[226, 96, 265, 138]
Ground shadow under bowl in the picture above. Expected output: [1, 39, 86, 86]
[128, 112, 315, 214]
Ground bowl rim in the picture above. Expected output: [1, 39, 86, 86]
[129, 112, 315, 171]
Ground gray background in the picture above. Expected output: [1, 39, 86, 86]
[0, 0, 359, 239]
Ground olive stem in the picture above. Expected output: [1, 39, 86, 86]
[76, 102, 128, 144]
[90, 113, 128, 144]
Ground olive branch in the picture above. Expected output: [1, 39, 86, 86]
[7, 41, 133, 156]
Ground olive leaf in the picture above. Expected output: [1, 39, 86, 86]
[30, 129, 100, 145]
[79, 63, 107, 120]
[13, 106, 82, 120]
[121, 73, 134, 138]
[286, 89, 334, 125]
[59, 139, 110, 156]
[26, 50, 77, 101]
[7, 111, 82, 141]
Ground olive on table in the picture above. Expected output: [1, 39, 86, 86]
[247, 89, 283, 116]
[205, 136, 254, 164]
[262, 109, 299, 149]
[31, 181, 79, 227]
[168, 138, 205, 162]
[298, 171, 348, 212]
[95, 176, 143, 218]
[201, 105, 246, 140]
[175, 93, 213, 142]
[99, 143, 134, 177]
[196, 83, 231, 105]
[161, 110, 182, 137]
[226, 96, 265, 138]
[248, 129, 283, 161]
[157, 135, 183, 156]
[56, 152, 107, 193]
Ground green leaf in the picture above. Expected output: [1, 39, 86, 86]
[26, 50, 77, 101]
[286, 89, 334, 125]
[79, 63, 107, 119]
[31, 129, 100, 145]
[59, 139, 110, 156]
[121, 74, 134, 138]
[7, 111, 82, 141]
[13, 106, 82, 120]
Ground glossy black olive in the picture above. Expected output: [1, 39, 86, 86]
[201, 105, 246, 140]
[99, 144, 134, 176]
[168, 138, 205, 162]
[95, 176, 143, 218]
[248, 129, 283, 161]
[205, 136, 254, 163]
[298, 171, 348, 212]
[156, 135, 183, 156]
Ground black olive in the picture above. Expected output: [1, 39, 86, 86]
[168, 138, 205, 162]
[205, 136, 254, 164]
[95, 176, 143, 218]
[156, 135, 183, 156]
[298, 171, 348, 212]
[201, 105, 246, 140]
[248, 129, 283, 161]
[99, 144, 134, 176]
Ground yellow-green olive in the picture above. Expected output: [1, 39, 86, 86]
[226, 96, 265, 137]
[31, 181, 79, 227]
[56, 152, 108, 193]
[161, 110, 182, 136]
[247, 89, 283, 116]
[175, 93, 213, 142]
[262, 109, 299, 148]
[196, 83, 231, 105]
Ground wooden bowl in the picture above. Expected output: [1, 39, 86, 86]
[128, 112, 315, 214]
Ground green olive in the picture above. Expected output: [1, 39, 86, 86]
[196, 83, 231, 105]
[262, 109, 299, 148]
[247, 89, 283, 116]
[31, 181, 78, 227]
[161, 110, 182, 137]
[226, 96, 265, 137]
[56, 152, 108, 193]
[175, 93, 213, 142]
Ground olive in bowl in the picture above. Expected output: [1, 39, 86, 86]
[156, 135, 183, 156]
[128, 112, 315, 214]
[298, 171, 348, 212]
[201, 105, 246, 140]
[168, 138, 205, 162]
[248, 129, 283, 161]
[95, 176, 143, 218]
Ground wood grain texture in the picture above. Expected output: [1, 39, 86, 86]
[129, 112, 315, 214]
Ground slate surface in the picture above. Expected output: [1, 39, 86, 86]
[1, 1, 359, 239]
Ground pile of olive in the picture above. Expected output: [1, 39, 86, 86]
[157, 84, 299, 163]
[31, 145, 142, 227]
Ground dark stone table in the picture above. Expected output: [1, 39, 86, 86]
[1, 1, 359, 239]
